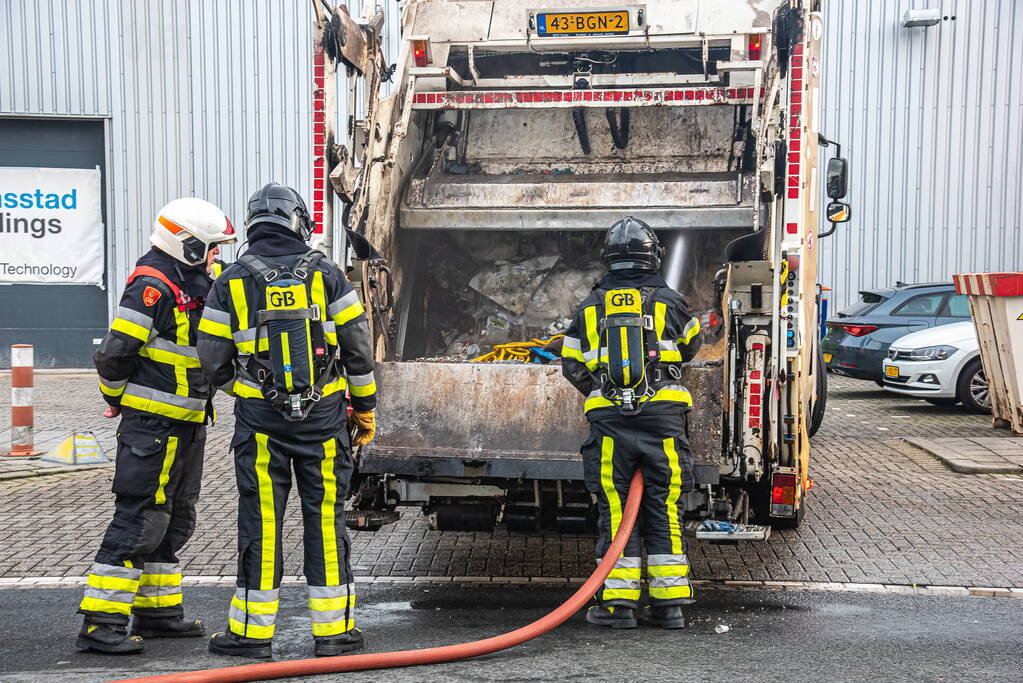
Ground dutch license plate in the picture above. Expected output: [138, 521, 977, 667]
[823, 353, 833, 363]
[885, 365, 899, 378]
[536, 10, 630, 36]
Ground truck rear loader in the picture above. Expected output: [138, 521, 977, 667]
[310, 0, 850, 542]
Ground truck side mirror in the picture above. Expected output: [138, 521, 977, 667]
[826, 201, 850, 223]
[826, 157, 848, 199]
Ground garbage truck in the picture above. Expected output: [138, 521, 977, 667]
[311, 0, 850, 540]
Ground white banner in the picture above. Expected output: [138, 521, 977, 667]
[0, 167, 104, 285]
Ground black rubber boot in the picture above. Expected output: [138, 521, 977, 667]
[131, 615, 205, 639]
[76, 622, 145, 654]
[314, 628, 365, 656]
[585, 605, 638, 629]
[208, 630, 273, 659]
[641, 605, 686, 629]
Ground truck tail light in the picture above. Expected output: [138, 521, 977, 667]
[748, 33, 763, 61]
[838, 324, 879, 337]
[412, 39, 430, 67]
[770, 472, 797, 517]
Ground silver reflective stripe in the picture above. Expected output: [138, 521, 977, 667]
[603, 578, 641, 590]
[586, 388, 604, 402]
[137, 583, 182, 598]
[116, 306, 154, 329]
[648, 554, 689, 566]
[202, 306, 231, 325]
[562, 336, 581, 351]
[658, 339, 679, 352]
[310, 608, 348, 623]
[679, 317, 700, 343]
[583, 347, 599, 363]
[84, 586, 137, 603]
[235, 377, 262, 392]
[649, 576, 692, 589]
[143, 337, 198, 358]
[615, 556, 642, 569]
[309, 585, 353, 599]
[322, 320, 337, 335]
[91, 562, 142, 581]
[101, 377, 128, 389]
[228, 605, 277, 627]
[236, 587, 280, 602]
[348, 371, 374, 387]
[328, 290, 360, 317]
[234, 328, 257, 344]
[123, 384, 206, 411]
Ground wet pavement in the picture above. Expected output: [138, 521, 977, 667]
[1, 584, 1020, 682]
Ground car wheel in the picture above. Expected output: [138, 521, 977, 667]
[808, 345, 827, 437]
[925, 397, 958, 407]
[874, 379, 885, 388]
[956, 358, 992, 414]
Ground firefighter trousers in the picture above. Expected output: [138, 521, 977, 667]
[227, 399, 355, 640]
[79, 411, 205, 625]
[581, 410, 695, 608]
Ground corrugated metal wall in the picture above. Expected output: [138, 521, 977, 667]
[0, 0, 402, 310]
[819, 0, 1023, 310]
[2, 0, 1019, 316]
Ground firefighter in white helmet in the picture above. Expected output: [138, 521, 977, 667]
[76, 198, 236, 654]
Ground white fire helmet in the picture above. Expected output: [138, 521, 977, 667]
[150, 197, 237, 266]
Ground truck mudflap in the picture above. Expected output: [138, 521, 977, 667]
[361, 360, 724, 483]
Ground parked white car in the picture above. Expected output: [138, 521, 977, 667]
[881, 321, 990, 413]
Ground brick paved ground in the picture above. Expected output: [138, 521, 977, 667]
[906, 437, 1023, 474]
[1, 372, 1021, 588]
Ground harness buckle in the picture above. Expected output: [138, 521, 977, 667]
[264, 268, 280, 282]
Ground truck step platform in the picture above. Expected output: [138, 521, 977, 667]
[685, 520, 771, 541]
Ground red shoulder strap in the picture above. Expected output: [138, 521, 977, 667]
[127, 265, 196, 310]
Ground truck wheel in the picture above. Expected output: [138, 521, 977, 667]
[808, 345, 827, 437]
[957, 358, 992, 414]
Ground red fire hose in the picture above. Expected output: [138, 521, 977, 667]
[115, 471, 643, 683]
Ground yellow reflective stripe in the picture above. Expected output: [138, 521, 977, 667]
[120, 394, 205, 423]
[599, 436, 623, 554]
[601, 588, 641, 601]
[111, 318, 151, 342]
[660, 350, 683, 362]
[229, 618, 275, 639]
[229, 278, 249, 336]
[321, 376, 347, 397]
[174, 365, 188, 397]
[79, 596, 132, 615]
[133, 593, 183, 609]
[86, 574, 138, 593]
[648, 564, 690, 578]
[138, 346, 201, 368]
[585, 395, 615, 412]
[173, 309, 189, 345]
[608, 567, 641, 580]
[619, 326, 630, 385]
[232, 380, 264, 399]
[654, 301, 667, 340]
[99, 379, 126, 397]
[561, 346, 584, 362]
[349, 380, 376, 397]
[583, 306, 599, 370]
[211, 262, 223, 279]
[139, 573, 182, 586]
[332, 301, 365, 327]
[281, 331, 293, 391]
[309, 596, 354, 612]
[652, 388, 693, 405]
[198, 316, 233, 339]
[649, 585, 693, 600]
[312, 620, 355, 636]
[255, 433, 276, 591]
[678, 317, 701, 345]
[321, 438, 340, 586]
[663, 438, 684, 555]
[231, 595, 279, 615]
[154, 436, 178, 505]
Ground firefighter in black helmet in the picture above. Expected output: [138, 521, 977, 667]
[561, 217, 702, 630]
[197, 182, 376, 658]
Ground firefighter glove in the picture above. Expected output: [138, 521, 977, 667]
[350, 410, 376, 447]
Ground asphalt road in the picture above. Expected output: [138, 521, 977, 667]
[1, 585, 1019, 683]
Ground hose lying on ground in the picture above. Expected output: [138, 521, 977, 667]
[115, 470, 644, 683]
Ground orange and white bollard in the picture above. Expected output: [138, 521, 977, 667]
[4, 344, 42, 458]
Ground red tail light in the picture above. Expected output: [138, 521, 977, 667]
[412, 39, 430, 67]
[748, 33, 762, 61]
[838, 324, 879, 337]
[771, 473, 796, 505]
